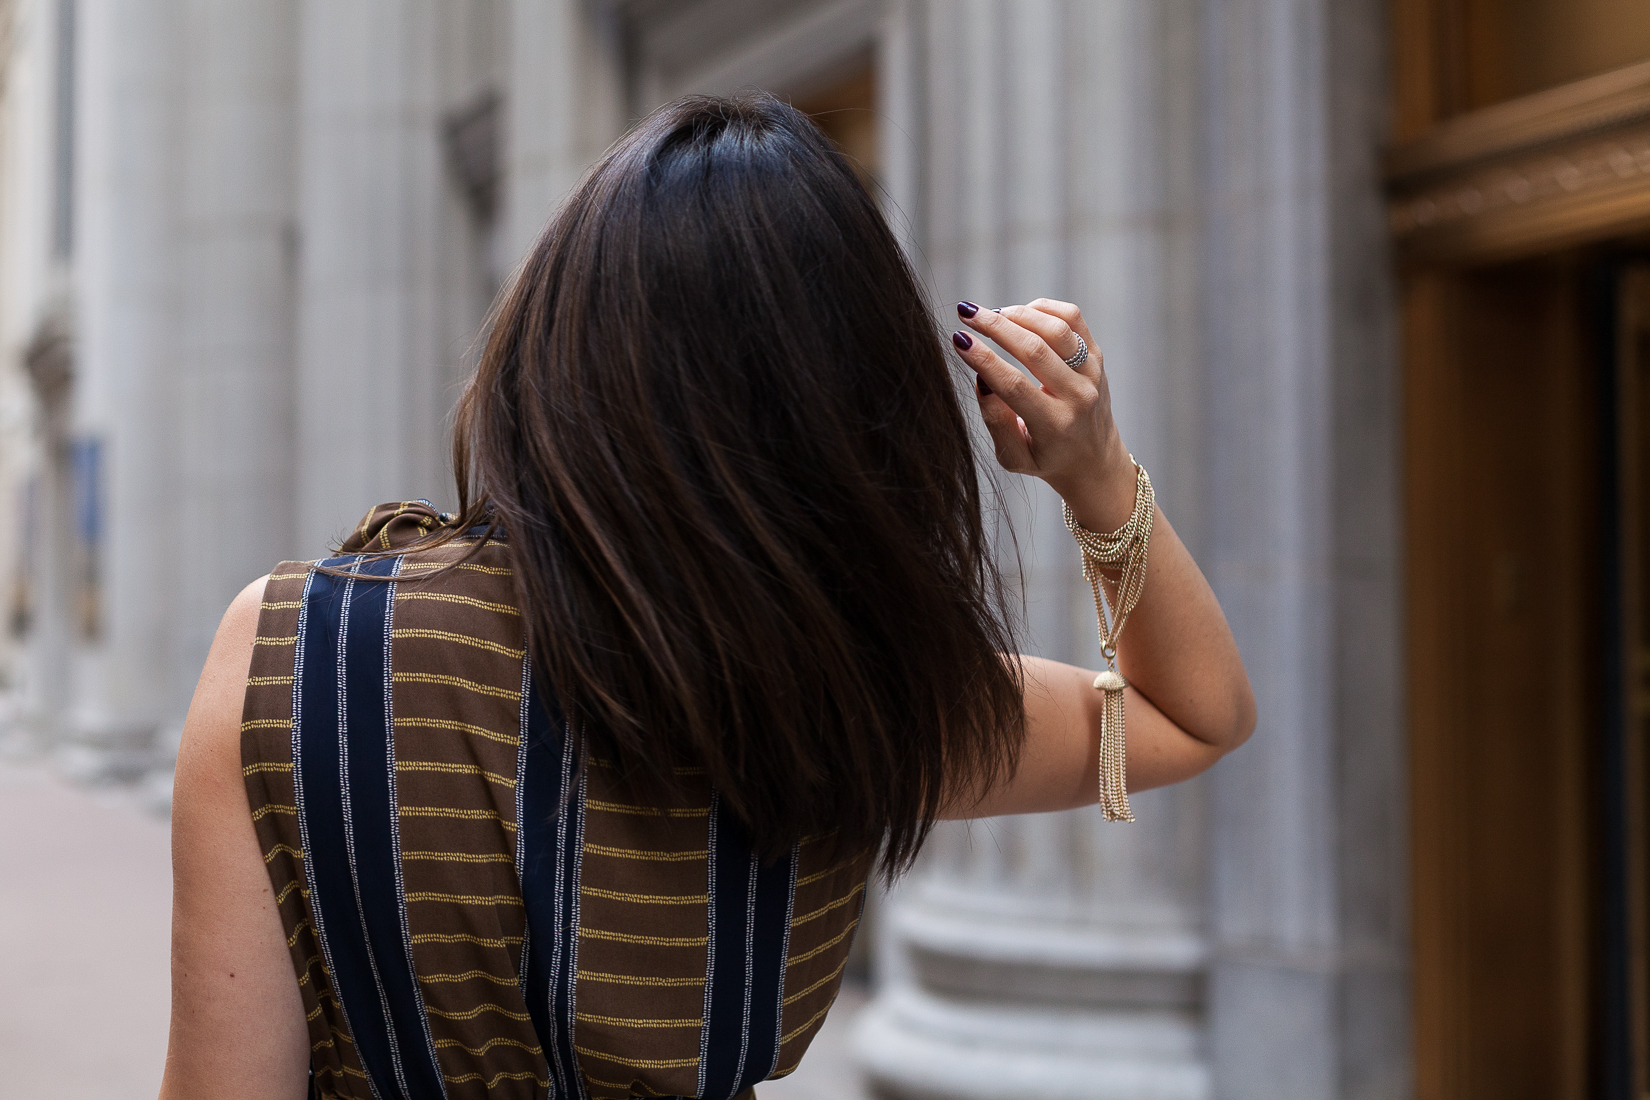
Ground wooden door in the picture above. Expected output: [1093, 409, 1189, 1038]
[1408, 257, 1603, 1100]
[1613, 265, 1650, 1100]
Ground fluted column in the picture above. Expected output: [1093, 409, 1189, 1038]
[856, 3, 1211, 1098]
[170, 0, 298, 717]
[503, 0, 624, 263]
[294, 0, 460, 551]
[66, 0, 183, 756]
[1198, 1, 1407, 1096]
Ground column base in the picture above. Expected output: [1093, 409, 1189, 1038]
[854, 987, 1208, 1100]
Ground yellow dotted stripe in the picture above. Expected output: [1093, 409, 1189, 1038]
[579, 927, 707, 948]
[391, 628, 524, 659]
[294, 953, 324, 988]
[399, 806, 517, 832]
[780, 1002, 834, 1046]
[443, 1070, 550, 1089]
[410, 932, 523, 948]
[575, 1011, 703, 1030]
[573, 1046, 699, 1070]
[396, 716, 519, 747]
[395, 591, 520, 616]
[580, 886, 708, 906]
[795, 855, 865, 889]
[392, 671, 521, 702]
[274, 879, 304, 904]
[255, 635, 298, 646]
[417, 969, 521, 987]
[787, 918, 860, 968]
[782, 956, 849, 1006]
[400, 850, 514, 864]
[586, 1073, 653, 1093]
[583, 843, 707, 862]
[577, 971, 702, 988]
[242, 761, 292, 775]
[790, 881, 866, 927]
[264, 843, 304, 865]
[251, 804, 298, 821]
[246, 675, 295, 687]
[397, 560, 514, 577]
[261, 600, 304, 611]
[242, 718, 291, 732]
[403, 891, 524, 907]
[584, 798, 709, 818]
[395, 760, 516, 788]
[433, 1036, 543, 1056]
[424, 1003, 532, 1022]
[286, 919, 313, 948]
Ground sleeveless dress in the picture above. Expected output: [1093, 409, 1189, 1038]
[242, 502, 872, 1100]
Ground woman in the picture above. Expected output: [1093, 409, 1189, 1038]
[159, 94, 1253, 1100]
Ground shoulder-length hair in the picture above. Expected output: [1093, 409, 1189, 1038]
[445, 92, 1023, 877]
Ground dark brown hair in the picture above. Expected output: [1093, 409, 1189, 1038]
[445, 92, 1023, 876]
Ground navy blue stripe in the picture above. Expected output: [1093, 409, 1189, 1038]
[338, 556, 448, 1100]
[739, 845, 798, 1090]
[700, 808, 796, 1099]
[296, 557, 398, 1099]
[518, 670, 584, 1099]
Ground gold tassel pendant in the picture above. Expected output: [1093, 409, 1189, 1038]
[1065, 458, 1153, 826]
[1093, 668, 1133, 822]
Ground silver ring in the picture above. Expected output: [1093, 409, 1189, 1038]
[1064, 334, 1089, 369]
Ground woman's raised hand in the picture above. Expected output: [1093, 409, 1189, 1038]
[951, 299, 1136, 530]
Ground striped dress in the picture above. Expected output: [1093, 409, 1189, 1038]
[242, 502, 871, 1100]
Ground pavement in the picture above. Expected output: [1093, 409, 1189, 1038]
[0, 758, 174, 1099]
[0, 756, 870, 1100]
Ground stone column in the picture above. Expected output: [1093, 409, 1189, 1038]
[1197, 1, 1407, 1097]
[503, 0, 623, 264]
[293, 0, 463, 551]
[65, 0, 183, 765]
[170, 0, 298, 718]
[855, 3, 1212, 1097]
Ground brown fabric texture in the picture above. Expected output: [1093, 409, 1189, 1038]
[242, 502, 871, 1100]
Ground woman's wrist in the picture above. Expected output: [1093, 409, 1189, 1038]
[1051, 435, 1137, 532]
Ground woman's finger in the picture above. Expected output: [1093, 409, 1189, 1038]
[957, 303, 1089, 400]
[1024, 298, 1103, 383]
[973, 376, 1035, 472]
[998, 303, 1085, 369]
[950, 328, 1058, 430]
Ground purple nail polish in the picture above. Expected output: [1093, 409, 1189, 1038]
[976, 375, 993, 396]
[952, 330, 973, 350]
[957, 301, 980, 319]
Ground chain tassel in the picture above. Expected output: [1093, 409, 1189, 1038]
[1097, 671, 1131, 822]
[1064, 459, 1154, 824]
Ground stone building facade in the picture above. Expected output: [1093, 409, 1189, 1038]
[0, 1, 1405, 1098]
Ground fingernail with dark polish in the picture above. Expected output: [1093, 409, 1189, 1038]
[976, 375, 993, 396]
[957, 301, 980, 319]
[952, 330, 973, 350]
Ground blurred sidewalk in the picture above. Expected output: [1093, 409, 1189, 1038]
[0, 755, 870, 1099]
[0, 758, 172, 1100]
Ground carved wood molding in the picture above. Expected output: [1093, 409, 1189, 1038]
[1388, 60, 1650, 265]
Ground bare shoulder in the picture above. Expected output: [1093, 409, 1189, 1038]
[161, 573, 309, 1100]
[173, 574, 269, 803]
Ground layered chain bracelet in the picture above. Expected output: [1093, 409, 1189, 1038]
[1062, 458, 1154, 823]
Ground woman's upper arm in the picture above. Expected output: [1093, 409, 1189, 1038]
[945, 654, 1230, 819]
[159, 575, 310, 1100]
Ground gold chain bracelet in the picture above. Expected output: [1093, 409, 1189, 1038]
[1062, 458, 1154, 823]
